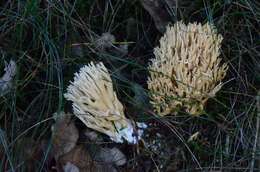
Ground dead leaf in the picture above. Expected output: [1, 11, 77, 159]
[140, 0, 172, 33]
[58, 145, 117, 172]
[52, 112, 79, 159]
[52, 112, 119, 171]
[6, 138, 53, 172]
[140, 0, 199, 33]
[0, 60, 16, 96]
[63, 162, 80, 172]
[84, 129, 104, 143]
[94, 147, 126, 166]
[58, 145, 97, 172]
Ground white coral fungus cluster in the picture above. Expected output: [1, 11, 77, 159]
[64, 62, 146, 143]
[148, 21, 228, 116]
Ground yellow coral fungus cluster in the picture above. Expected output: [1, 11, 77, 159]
[64, 62, 143, 143]
[147, 21, 228, 116]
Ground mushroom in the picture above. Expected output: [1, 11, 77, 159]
[64, 62, 146, 143]
[147, 21, 228, 116]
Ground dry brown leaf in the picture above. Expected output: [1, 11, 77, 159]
[93, 147, 126, 166]
[10, 138, 52, 172]
[58, 145, 117, 172]
[52, 112, 79, 159]
[140, 0, 200, 33]
[140, 0, 171, 33]
[58, 145, 97, 172]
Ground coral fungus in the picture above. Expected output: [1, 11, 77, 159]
[64, 62, 145, 143]
[148, 21, 228, 116]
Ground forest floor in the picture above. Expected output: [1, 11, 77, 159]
[0, 0, 259, 171]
